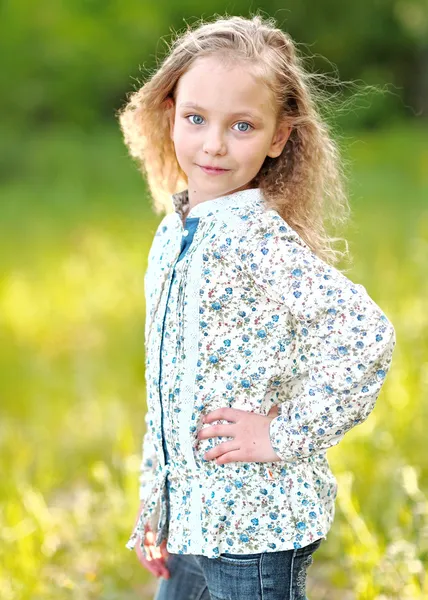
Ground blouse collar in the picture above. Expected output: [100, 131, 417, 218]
[171, 187, 266, 221]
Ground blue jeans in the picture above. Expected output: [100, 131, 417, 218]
[153, 537, 322, 600]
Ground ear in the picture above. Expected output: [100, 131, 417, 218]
[164, 97, 175, 140]
[267, 122, 292, 158]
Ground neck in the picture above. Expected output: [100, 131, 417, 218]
[181, 207, 189, 226]
[172, 186, 264, 223]
[187, 184, 253, 212]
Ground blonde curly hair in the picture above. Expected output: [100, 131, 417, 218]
[118, 13, 351, 265]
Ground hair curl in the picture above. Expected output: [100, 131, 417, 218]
[118, 13, 352, 265]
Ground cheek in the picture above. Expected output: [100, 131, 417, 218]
[173, 127, 198, 159]
[234, 140, 269, 165]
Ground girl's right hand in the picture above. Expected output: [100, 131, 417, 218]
[134, 518, 171, 579]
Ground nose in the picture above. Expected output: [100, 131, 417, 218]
[202, 126, 226, 155]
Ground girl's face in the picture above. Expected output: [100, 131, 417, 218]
[167, 55, 291, 206]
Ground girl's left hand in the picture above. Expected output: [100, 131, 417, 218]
[196, 405, 282, 464]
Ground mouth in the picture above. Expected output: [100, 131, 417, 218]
[197, 164, 231, 174]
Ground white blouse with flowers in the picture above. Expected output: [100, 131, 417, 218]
[126, 187, 396, 559]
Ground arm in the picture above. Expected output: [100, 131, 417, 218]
[138, 407, 159, 502]
[138, 216, 170, 499]
[239, 211, 396, 462]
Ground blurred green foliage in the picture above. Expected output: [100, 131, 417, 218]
[1, 0, 427, 132]
[0, 122, 427, 599]
[1, 1, 428, 598]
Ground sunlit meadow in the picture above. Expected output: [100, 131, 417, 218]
[0, 123, 427, 599]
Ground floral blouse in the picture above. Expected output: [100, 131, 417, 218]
[126, 187, 396, 559]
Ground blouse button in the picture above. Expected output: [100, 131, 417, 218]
[183, 230, 189, 237]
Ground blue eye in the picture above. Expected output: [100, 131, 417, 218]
[233, 122, 253, 132]
[186, 115, 253, 132]
[187, 115, 204, 125]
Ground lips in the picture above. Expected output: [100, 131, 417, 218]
[200, 165, 228, 170]
[198, 164, 230, 174]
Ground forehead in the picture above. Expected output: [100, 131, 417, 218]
[175, 55, 274, 116]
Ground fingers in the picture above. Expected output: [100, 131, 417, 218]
[203, 440, 240, 460]
[267, 404, 280, 417]
[160, 540, 169, 561]
[135, 532, 171, 579]
[198, 423, 234, 441]
[159, 540, 171, 578]
[136, 543, 166, 578]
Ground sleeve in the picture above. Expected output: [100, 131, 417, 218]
[240, 211, 396, 462]
[138, 408, 159, 502]
[137, 216, 170, 501]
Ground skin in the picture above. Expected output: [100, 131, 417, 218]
[166, 54, 292, 211]
[136, 54, 290, 579]
[135, 515, 171, 579]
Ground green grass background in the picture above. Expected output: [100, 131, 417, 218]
[0, 122, 427, 599]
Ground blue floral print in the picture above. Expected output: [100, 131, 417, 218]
[126, 187, 395, 560]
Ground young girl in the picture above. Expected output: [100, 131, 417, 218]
[118, 14, 396, 600]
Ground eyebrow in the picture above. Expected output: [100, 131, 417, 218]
[178, 102, 263, 122]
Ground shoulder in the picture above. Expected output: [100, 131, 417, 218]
[234, 207, 313, 257]
[145, 212, 181, 278]
[234, 207, 331, 289]
[235, 208, 386, 324]
[216, 205, 311, 255]
[148, 212, 180, 252]
[152, 212, 180, 238]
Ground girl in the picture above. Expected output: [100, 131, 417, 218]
[118, 14, 396, 600]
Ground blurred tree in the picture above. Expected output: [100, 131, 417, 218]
[0, 0, 426, 131]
